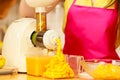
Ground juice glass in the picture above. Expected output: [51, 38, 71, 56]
[26, 55, 53, 76]
[26, 48, 54, 76]
[66, 55, 84, 77]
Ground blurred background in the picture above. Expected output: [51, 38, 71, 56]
[0, 0, 19, 41]
[0, 0, 19, 54]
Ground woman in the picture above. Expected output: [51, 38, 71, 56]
[63, 0, 120, 59]
[19, 0, 120, 59]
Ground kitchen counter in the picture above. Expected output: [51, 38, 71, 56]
[0, 73, 93, 80]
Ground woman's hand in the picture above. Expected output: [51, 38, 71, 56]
[19, 0, 60, 18]
[25, 0, 60, 12]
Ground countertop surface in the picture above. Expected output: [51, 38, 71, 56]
[0, 67, 93, 80]
[0, 73, 94, 80]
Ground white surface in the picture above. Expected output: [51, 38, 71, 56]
[79, 72, 93, 80]
[47, 2, 65, 48]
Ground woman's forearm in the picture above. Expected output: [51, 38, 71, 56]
[19, 0, 35, 18]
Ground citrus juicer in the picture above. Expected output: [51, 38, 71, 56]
[2, 0, 60, 72]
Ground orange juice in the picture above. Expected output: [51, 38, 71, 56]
[26, 56, 53, 76]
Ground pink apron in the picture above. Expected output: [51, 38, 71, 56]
[63, 0, 120, 59]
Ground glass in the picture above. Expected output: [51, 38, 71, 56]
[80, 59, 120, 79]
[26, 47, 54, 76]
[26, 55, 53, 76]
[66, 55, 84, 77]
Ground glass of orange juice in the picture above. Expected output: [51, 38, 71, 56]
[26, 47, 54, 76]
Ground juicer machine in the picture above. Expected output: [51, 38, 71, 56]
[2, 0, 60, 72]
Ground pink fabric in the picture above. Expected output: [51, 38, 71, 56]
[63, 0, 120, 59]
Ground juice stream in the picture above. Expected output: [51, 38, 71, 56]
[43, 38, 75, 78]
